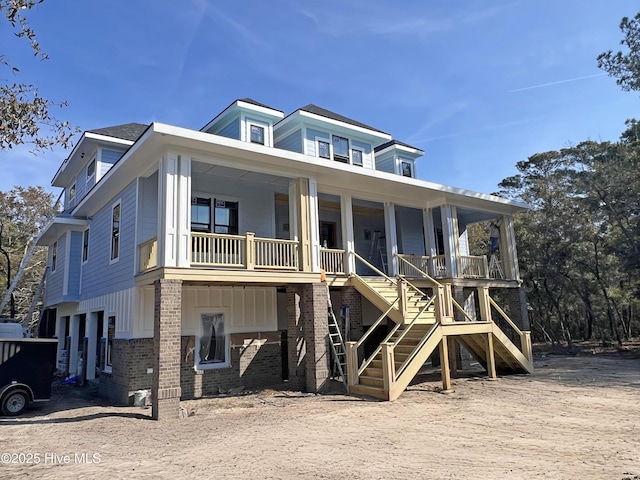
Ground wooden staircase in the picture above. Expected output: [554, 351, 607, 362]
[344, 256, 533, 401]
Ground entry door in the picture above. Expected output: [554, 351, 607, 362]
[320, 221, 337, 249]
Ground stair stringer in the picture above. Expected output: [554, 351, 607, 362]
[490, 325, 534, 373]
[388, 325, 443, 401]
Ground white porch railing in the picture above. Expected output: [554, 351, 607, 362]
[191, 232, 299, 270]
[396, 254, 447, 279]
[139, 237, 158, 273]
[459, 255, 489, 279]
[320, 248, 346, 274]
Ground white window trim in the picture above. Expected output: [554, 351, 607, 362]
[242, 114, 272, 147]
[194, 308, 231, 371]
[315, 136, 331, 159]
[103, 313, 116, 374]
[110, 199, 122, 265]
[399, 159, 414, 178]
[248, 123, 266, 146]
[82, 227, 90, 264]
[351, 148, 364, 166]
[87, 158, 96, 182]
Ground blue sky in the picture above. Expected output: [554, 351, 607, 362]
[1, 0, 638, 195]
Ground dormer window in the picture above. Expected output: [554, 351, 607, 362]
[401, 161, 413, 178]
[318, 140, 330, 159]
[250, 124, 265, 145]
[332, 135, 349, 163]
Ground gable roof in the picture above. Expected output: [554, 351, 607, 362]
[296, 104, 390, 135]
[374, 139, 424, 154]
[87, 123, 149, 142]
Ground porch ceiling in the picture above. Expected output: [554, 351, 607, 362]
[191, 161, 291, 187]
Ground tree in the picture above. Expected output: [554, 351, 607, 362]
[0, 186, 55, 323]
[597, 12, 640, 91]
[1, 0, 77, 152]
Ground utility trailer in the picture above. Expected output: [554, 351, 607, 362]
[0, 336, 58, 416]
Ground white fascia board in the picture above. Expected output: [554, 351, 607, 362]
[52, 132, 135, 187]
[236, 101, 284, 119]
[375, 144, 423, 158]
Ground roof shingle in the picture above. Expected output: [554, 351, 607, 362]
[87, 123, 149, 142]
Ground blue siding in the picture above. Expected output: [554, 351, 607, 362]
[99, 148, 125, 179]
[352, 139, 374, 169]
[375, 153, 395, 173]
[212, 118, 240, 140]
[44, 234, 66, 306]
[80, 180, 137, 299]
[305, 128, 329, 157]
[67, 231, 82, 297]
[275, 129, 302, 153]
[396, 207, 425, 256]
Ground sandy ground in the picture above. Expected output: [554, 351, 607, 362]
[1, 349, 639, 480]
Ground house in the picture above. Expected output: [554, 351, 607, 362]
[37, 98, 532, 420]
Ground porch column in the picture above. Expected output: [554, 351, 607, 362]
[383, 202, 398, 276]
[85, 312, 98, 381]
[69, 315, 80, 376]
[152, 279, 182, 420]
[288, 180, 299, 243]
[498, 215, 519, 281]
[423, 208, 437, 257]
[440, 204, 460, 278]
[340, 194, 356, 275]
[158, 153, 191, 268]
[295, 178, 320, 272]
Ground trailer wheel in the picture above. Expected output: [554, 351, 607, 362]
[1, 389, 29, 416]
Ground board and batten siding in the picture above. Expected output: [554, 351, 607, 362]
[137, 172, 158, 244]
[274, 128, 302, 153]
[44, 233, 67, 305]
[78, 287, 136, 338]
[80, 180, 137, 299]
[134, 286, 278, 339]
[191, 174, 277, 238]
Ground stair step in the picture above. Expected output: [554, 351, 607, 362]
[359, 375, 384, 387]
[363, 367, 383, 377]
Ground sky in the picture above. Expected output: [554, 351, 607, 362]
[1, 0, 639, 195]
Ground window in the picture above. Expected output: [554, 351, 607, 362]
[401, 161, 413, 178]
[197, 313, 229, 368]
[214, 199, 238, 235]
[111, 202, 120, 261]
[352, 149, 363, 166]
[87, 158, 96, 180]
[82, 228, 89, 263]
[191, 197, 211, 232]
[51, 241, 58, 272]
[318, 140, 330, 159]
[69, 183, 76, 202]
[250, 124, 265, 145]
[332, 135, 349, 163]
[106, 315, 115, 369]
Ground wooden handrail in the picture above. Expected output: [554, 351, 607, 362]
[488, 296, 523, 335]
[350, 251, 397, 285]
[395, 254, 443, 287]
[451, 298, 476, 322]
[358, 320, 402, 377]
[394, 322, 440, 380]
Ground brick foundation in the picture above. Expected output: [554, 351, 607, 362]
[98, 338, 154, 405]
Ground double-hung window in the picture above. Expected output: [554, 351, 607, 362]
[401, 161, 413, 178]
[69, 183, 76, 202]
[250, 124, 265, 145]
[87, 158, 96, 180]
[318, 140, 330, 159]
[51, 241, 58, 272]
[332, 135, 349, 163]
[191, 197, 211, 232]
[352, 149, 363, 167]
[214, 199, 239, 235]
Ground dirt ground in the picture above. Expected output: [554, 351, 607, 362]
[1, 345, 639, 480]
